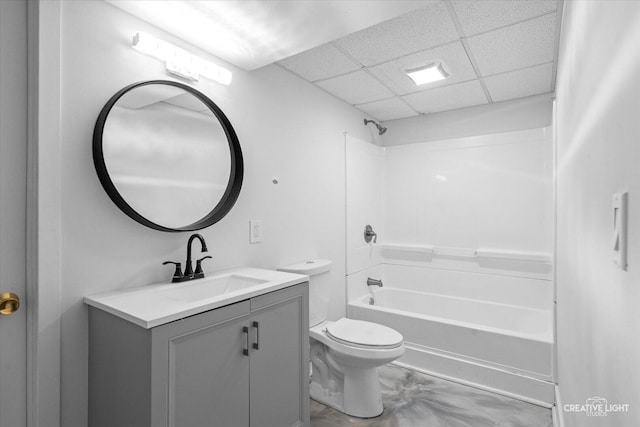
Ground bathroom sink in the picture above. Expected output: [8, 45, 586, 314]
[156, 274, 269, 303]
[83, 267, 309, 328]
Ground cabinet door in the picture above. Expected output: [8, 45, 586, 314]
[152, 301, 251, 427]
[249, 284, 309, 427]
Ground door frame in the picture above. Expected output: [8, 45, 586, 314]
[26, 1, 62, 426]
[1, 0, 28, 425]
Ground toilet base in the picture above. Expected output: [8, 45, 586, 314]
[310, 380, 383, 419]
[310, 382, 346, 415]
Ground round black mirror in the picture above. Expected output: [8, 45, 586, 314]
[93, 80, 243, 232]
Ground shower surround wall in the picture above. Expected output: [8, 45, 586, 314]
[346, 128, 554, 403]
[346, 128, 553, 273]
[345, 135, 385, 276]
[384, 128, 553, 258]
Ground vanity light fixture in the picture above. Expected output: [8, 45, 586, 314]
[405, 61, 449, 86]
[132, 32, 232, 85]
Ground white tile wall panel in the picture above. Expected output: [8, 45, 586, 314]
[484, 63, 553, 102]
[451, 0, 557, 36]
[316, 70, 394, 105]
[384, 128, 553, 254]
[277, 43, 361, 82]
[335, 2, 459, 66]
[467, 13, 556, 76]
[402, 80, 488, 114]
[345, 135, 385, 275]
[357, 97, 418, 121]
[369, 41, 477, 95]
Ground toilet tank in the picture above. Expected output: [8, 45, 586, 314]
[278, 259, 332, 327]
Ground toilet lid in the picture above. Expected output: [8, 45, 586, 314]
[325, 318, 403, 349]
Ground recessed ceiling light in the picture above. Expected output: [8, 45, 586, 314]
[406, 62, 449, 86]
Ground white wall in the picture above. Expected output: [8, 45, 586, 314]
[555, 1, 640, 426]
[382, 93, 552, 146]
[56, 2, 375, 426]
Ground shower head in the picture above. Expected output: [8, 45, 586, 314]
[364, 118, 387, 135]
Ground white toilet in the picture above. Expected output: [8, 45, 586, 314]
[279, 259, 405, 418]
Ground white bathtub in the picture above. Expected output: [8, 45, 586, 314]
[358, 288, 552, 340]
[347, 282, 555, 406]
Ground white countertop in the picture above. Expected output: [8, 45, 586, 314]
[84, 268, 308, 329]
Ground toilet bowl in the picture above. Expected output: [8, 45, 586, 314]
[309, 318, 404, 417]
[278, 259, 405, 418]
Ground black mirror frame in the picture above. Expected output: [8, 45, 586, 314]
[93, 80, 243, 232]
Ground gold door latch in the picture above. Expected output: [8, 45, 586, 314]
[0, 292, 20, 315]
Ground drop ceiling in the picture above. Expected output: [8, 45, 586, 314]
[107, 0, 562, 123]
[105, 0, 436, 70]
[278, 0, 563, 122]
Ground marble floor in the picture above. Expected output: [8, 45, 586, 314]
[310, 364, 552, 427]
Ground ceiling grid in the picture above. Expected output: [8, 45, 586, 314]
[550, 0, 565, 92]
[330, 41, 421, 117]
[278, 0, 562, 122]
[443, 0, 493, 104]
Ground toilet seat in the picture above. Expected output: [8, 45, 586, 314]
[325, 318, 403, 349]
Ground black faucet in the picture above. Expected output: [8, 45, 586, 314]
[163, 234, 212, 283]
[184, 233, 208, 277]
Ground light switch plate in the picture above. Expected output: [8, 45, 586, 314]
[612, 192, 628, 271]
[250, 220, 263, 244]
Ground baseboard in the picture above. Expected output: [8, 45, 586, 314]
[394, 344, 555, 407]
[552, 385, 565, 427]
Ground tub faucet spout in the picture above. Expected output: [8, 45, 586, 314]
[367, 278, 383, 287]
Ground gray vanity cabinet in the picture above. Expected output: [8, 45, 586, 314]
[88, 283, 309, 427]
[249, 288, 309, 427]
[151, 301, 251, 427]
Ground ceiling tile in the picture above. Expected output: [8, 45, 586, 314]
[402, 80, 488, 113]
[316, 70, 394, 105]
[467, 13, 556, 76]
[334, 3, 459, 66]
[369, 41, 477, 95]
[278, 43, 361, 82]
[357, 98, 418, 121]
[483, 62, 553, 102]
[451, 0, 557, 36]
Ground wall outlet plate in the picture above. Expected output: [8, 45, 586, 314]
[250, 220, 263, 244]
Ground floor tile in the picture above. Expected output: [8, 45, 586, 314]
[310, 364, 552, 427]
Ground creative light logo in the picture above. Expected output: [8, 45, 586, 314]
[564, 397, 630, 417]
